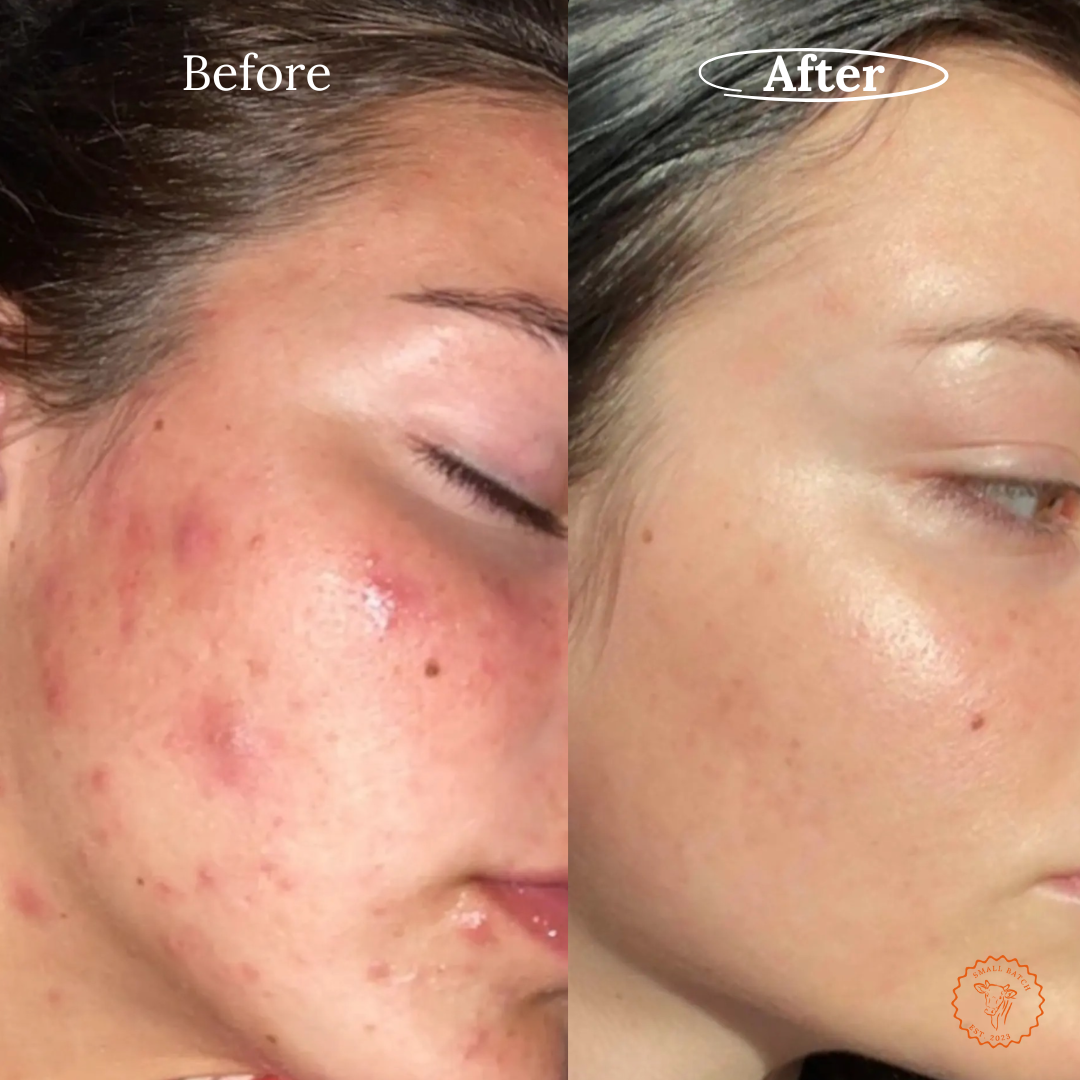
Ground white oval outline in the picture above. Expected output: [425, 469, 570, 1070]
[697, 48, 948, 102]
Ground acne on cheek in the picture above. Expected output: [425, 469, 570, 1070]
[7, 879, 58, 923]
[164, 693, 286, 799]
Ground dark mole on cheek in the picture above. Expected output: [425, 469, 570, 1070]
[641, 528, 654, 544]
[970, 713, 987, 732]
[153, 419, 165, 432]
[424, 659, 441, 678]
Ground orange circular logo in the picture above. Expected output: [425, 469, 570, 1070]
[952, 956, 1044, 1047]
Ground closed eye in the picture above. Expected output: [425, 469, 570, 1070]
[413, 440, 567, 540]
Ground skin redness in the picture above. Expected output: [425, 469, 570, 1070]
[0, 96, 566, 1080]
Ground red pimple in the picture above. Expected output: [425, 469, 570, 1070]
[41, 658, 69, 721]
[345, 553, 431, 640]
[367, 961, 391, 982]
[88, 766, 111, 795]
[196, 864, 218, 891]
[152, 880, 179, 902]
[172, 498, 222, 569]
[10, 880, 54, 922]
[239, 962, 263, 985]
[463, 1027, 492, 1061]
[167, 693, 275, 796]
[45, 988, 64, 1009]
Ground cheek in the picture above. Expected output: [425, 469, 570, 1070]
[21, 437, 561, 859]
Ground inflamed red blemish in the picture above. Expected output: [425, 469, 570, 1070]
[172, 498, 222, 570]
[166, 693, 276, 797]
[350, 552, 428, 637]
[9, 880, 55, 922]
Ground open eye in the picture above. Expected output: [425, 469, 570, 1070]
[413, 440, 566, 540]
[938, 475, 1080, 538]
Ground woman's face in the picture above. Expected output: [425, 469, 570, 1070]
[572, 51, 1080, 1080]
[0, 99, 566, 1080]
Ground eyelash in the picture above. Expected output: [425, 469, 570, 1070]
[414, 441, 567, 540]
[931, 475, 1080, 542]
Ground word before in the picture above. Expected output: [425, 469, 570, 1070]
[185, 53, 330, 92]
[763, 53, 886, 93]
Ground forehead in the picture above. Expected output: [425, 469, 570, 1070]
[179, 95, 567, 348]
[740, 47, 1080, 312]
[365, 95, 568, 299]
[642, 46, 1080, 392]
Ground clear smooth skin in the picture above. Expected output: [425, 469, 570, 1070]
[571, 49, 1080, 1080]
[0, 97, 567, 1080]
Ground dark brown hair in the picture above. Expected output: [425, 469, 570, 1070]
[0, 0, 565, 424]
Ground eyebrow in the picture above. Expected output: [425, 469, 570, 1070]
[395, 287, 567, 351]
[899, 308, 1080, 367]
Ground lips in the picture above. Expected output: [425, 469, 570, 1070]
[481, 877, 568, 958]
[1042, 873, 1080, 898]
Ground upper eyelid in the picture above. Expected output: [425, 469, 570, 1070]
[415, 442, 567, 539]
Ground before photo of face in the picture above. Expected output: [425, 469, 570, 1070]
[570, 3, 1080, 1080]
[0, 4, 566, 1080]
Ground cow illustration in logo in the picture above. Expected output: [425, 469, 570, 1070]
[973, 981, 1017, 1031]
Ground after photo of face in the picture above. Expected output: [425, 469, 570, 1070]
[570, 2, 1080, 1080]
[0, 3, 566, 1080]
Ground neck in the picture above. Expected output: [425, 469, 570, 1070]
[570, 918, 810, 1080]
